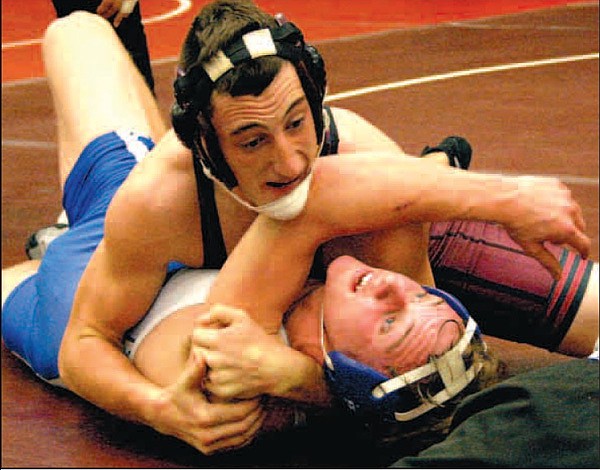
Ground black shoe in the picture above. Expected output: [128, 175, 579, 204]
[421, 136, 472, 170]
[25, 223, 69, 260]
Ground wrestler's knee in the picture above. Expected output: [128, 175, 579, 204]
[1, 261, 40, 309]
[558, 262, 599, 357]
[43, 11, 110, 54]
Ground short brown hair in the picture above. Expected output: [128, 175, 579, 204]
[179, 0, 283, 103]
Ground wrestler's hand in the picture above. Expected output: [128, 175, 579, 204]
[96, 0, 121, 21]
[192, 304, 295, 401]
[96, 0, 135, 28]
[153, 349, 265, 455]
[502, 175, 590, 279]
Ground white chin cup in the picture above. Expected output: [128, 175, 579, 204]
[202, 164, 313, 220]
[251, 171, 313, 220]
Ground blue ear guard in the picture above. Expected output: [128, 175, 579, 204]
[321, 286, 484, 423]
[324, 352, 423, 422]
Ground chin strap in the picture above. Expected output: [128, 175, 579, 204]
[198, 109, 329, 220]
[200, 162, 315, 220]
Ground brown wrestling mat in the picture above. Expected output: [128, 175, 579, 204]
[2, 3, 598, 467]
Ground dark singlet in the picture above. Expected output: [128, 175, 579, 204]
[193, 105, 339, 273]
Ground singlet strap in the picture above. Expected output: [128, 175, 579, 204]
[320, 106, 339, 156]
[308, 105, 339, 280]
[193, 156, 228, 268]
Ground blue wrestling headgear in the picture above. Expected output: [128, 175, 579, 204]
[320, 286, 485, 423]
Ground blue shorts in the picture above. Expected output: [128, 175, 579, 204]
[2, 131, 155, 382]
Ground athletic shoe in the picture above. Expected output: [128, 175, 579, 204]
[421, 136, 472, 170]
[25, 223, 69, 260]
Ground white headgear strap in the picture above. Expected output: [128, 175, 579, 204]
[199, 105, 329, 221]
[203, 29, 279, 82]
[201, 162, 313, 220]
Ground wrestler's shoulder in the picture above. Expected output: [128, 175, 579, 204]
[121, 131, 196, 206]
[107, 132, 200, 241]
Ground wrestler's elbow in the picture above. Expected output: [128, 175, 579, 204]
[57, 311, 100, 392]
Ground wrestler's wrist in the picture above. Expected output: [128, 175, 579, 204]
[141, 386, 178, 432]
[493, 175, 537, 225]
[462, 173, 519, 226]
[269, 346, 331, 405]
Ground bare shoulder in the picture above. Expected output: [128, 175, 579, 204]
[329, 106, 405, 155]
[105, 131, 203, 267]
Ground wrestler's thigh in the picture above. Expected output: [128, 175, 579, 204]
[429, 220, 594, 351]
[42, 12, 164, 169]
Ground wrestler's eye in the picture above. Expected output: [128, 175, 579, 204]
[242, 136, 264, 149]
[413, 291, 444, 307]
[380, 315, 396, 334]
[287, 116, 304, 130]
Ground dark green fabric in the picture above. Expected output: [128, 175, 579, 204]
[392, 359, 599, 468]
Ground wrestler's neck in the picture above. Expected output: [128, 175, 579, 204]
[285, 284, 330, 364]
[213, 184, 260, 252]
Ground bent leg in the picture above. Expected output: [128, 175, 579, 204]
[558, 262, 598, 356]
[429, 220, 597, 356]
[42, 11, 166, 188]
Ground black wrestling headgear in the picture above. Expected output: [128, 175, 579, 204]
[171, 17, 326, 189]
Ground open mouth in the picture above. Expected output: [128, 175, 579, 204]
[354, 271, 373, 292]
[267, 177, 299, 188]
[266, 169, 308, 189]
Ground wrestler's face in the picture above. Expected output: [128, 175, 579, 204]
[323, 256, 464, 376]
[210, 62, 319, 206]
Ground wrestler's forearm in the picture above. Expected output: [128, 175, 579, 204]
[59, 331, 167, 427]
[309, 155, 520, 233]
[305, 154, 589, 277]
[59, 239, 177, 430]
[267, 344, 332, 406]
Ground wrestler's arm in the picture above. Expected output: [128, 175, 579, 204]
[197, 153, 590, 402]
[326, 107, 435, 284]
[201, 152, 589, 366]
[194, 210, 332, 405]
[306, 154, 589, 277]
[59, 138, 263, 454]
